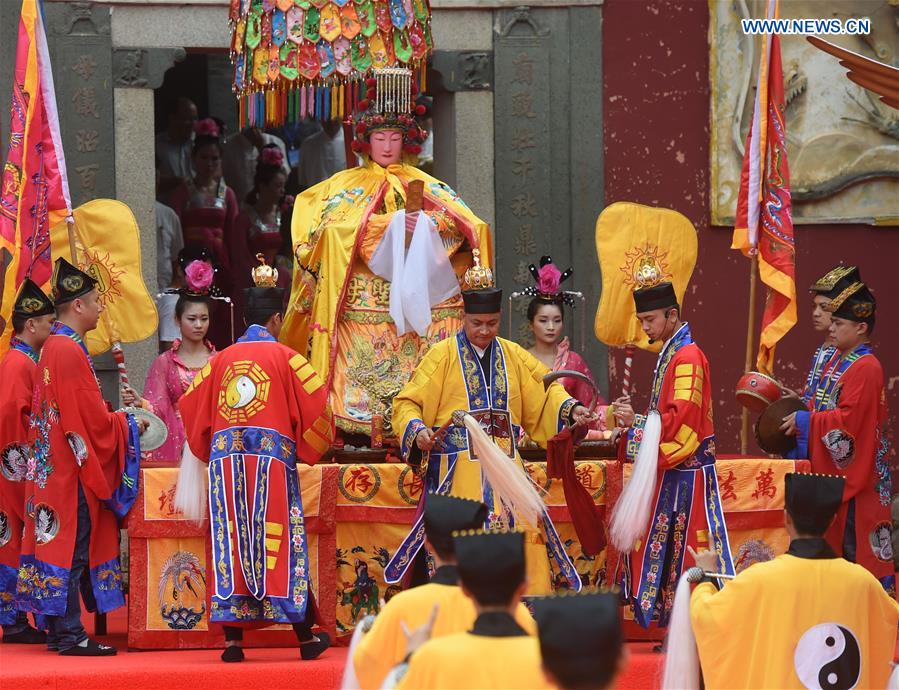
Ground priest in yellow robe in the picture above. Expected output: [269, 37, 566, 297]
[352, 494, 535, 690]
[386, 285, 596, 595]
[677, 473, 898, 690]
[281, 69, 492, 440]
[396, 529, 551, 690]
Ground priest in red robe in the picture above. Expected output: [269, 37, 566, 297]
[17, 258, 141, 656]
[613, 281, 734, 630]
[176, 257, 334, 663]
[0, 280, 55, 643]
[782, 281, 893, 592]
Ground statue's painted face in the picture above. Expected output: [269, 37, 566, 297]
[369, 129, 403, 166]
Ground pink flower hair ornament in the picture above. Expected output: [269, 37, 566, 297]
[524, 256, 576, 307]
[184, 260, 215, 295]
[194, 118, 220, 138]
[260, 146, 284, 167]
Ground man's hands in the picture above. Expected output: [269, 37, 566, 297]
[611, 396, 635, 428]
[571, 405, 599, 427]
[415, 427, 435, 451]
[688, 545, 719, 573]
[780, 412, 798, 437]
[121, 384, 139, 407]
[401, 603, 439, 658]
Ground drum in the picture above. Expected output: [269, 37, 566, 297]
[755, 397, 807, 456]
[736, 371, 783, 413]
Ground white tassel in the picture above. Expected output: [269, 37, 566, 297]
[610, 410, 661, 552]
[661, 572, 701, 690]
[341, 614, 375, 690]
[463, 414, 545, 529]
[174, 443, 208, 522]
[888, 663, 899, 690]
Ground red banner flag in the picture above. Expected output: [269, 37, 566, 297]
[0, 0, 73, 355]
[732, 27, 797, 375]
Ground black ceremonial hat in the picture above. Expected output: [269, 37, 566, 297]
[809, 265, 860, 298]
[825, 281, 875, 323]
[51, 257, 97, 305]
[424, 494, 488, 556]
[453, 529, 525, 600]
[534, 591, 623, 688]
[244, 287, 285, 314]
[633, 281, 678, 313]
[784, 473, 845, 535]
[461, 287, 503, 314]
[13, 278, 55, 318]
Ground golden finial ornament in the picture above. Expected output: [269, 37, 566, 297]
[251, 253, 278, 288]
[462, 248, 494, 291]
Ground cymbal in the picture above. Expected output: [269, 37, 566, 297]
[755, 397, 807, 456]
[121, 406, 169, 452]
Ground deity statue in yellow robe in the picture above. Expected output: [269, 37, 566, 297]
[281, 70, 492, 440]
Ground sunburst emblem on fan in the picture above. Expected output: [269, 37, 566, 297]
[81, 249, 125, 308]
[619, 244, 672, 289]
[217, 361, 271, 424]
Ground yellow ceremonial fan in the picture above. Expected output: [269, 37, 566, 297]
[51, 199, 159, 355]
[593, 202, 697, 352]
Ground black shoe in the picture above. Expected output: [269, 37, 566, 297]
[221, 645, 245, 663]
[300, 631, 331, 660]
[3, 627, 47, 644]
[59, 638, 117, 656]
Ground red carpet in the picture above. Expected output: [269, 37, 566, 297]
[1, 609, 663, 689]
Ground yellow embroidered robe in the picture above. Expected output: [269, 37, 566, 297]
[352, 567, 536, 690]
[386, 333, 582, 595]
[282, 160, 492, 437]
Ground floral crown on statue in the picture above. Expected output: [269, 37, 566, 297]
[350, 67, 428, 156]
[522, 256, 577, 307]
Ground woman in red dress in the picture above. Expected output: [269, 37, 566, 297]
[122, 258, 217, 461]
[169, 119, 238, 347]
[231, 144, 292, 318]
[169, 121, 237, 284]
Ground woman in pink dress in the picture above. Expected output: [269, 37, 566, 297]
[122, 260, 217, 461]
[169, 119, 238, 344]
[231, 145, 292, 317]
[524, 257, 625, 438]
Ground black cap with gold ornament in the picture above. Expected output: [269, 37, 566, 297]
[51, 257, 97, 305]
[13, 278, 55, 318]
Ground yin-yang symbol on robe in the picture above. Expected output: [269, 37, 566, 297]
[794, 623, 861, 690]
[225, 375, 257, 409]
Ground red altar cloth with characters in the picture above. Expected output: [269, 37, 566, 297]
[128, 457, 808, 648]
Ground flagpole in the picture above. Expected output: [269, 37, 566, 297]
[65, 220, 78, 263]
[741, 252, 759, 454]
